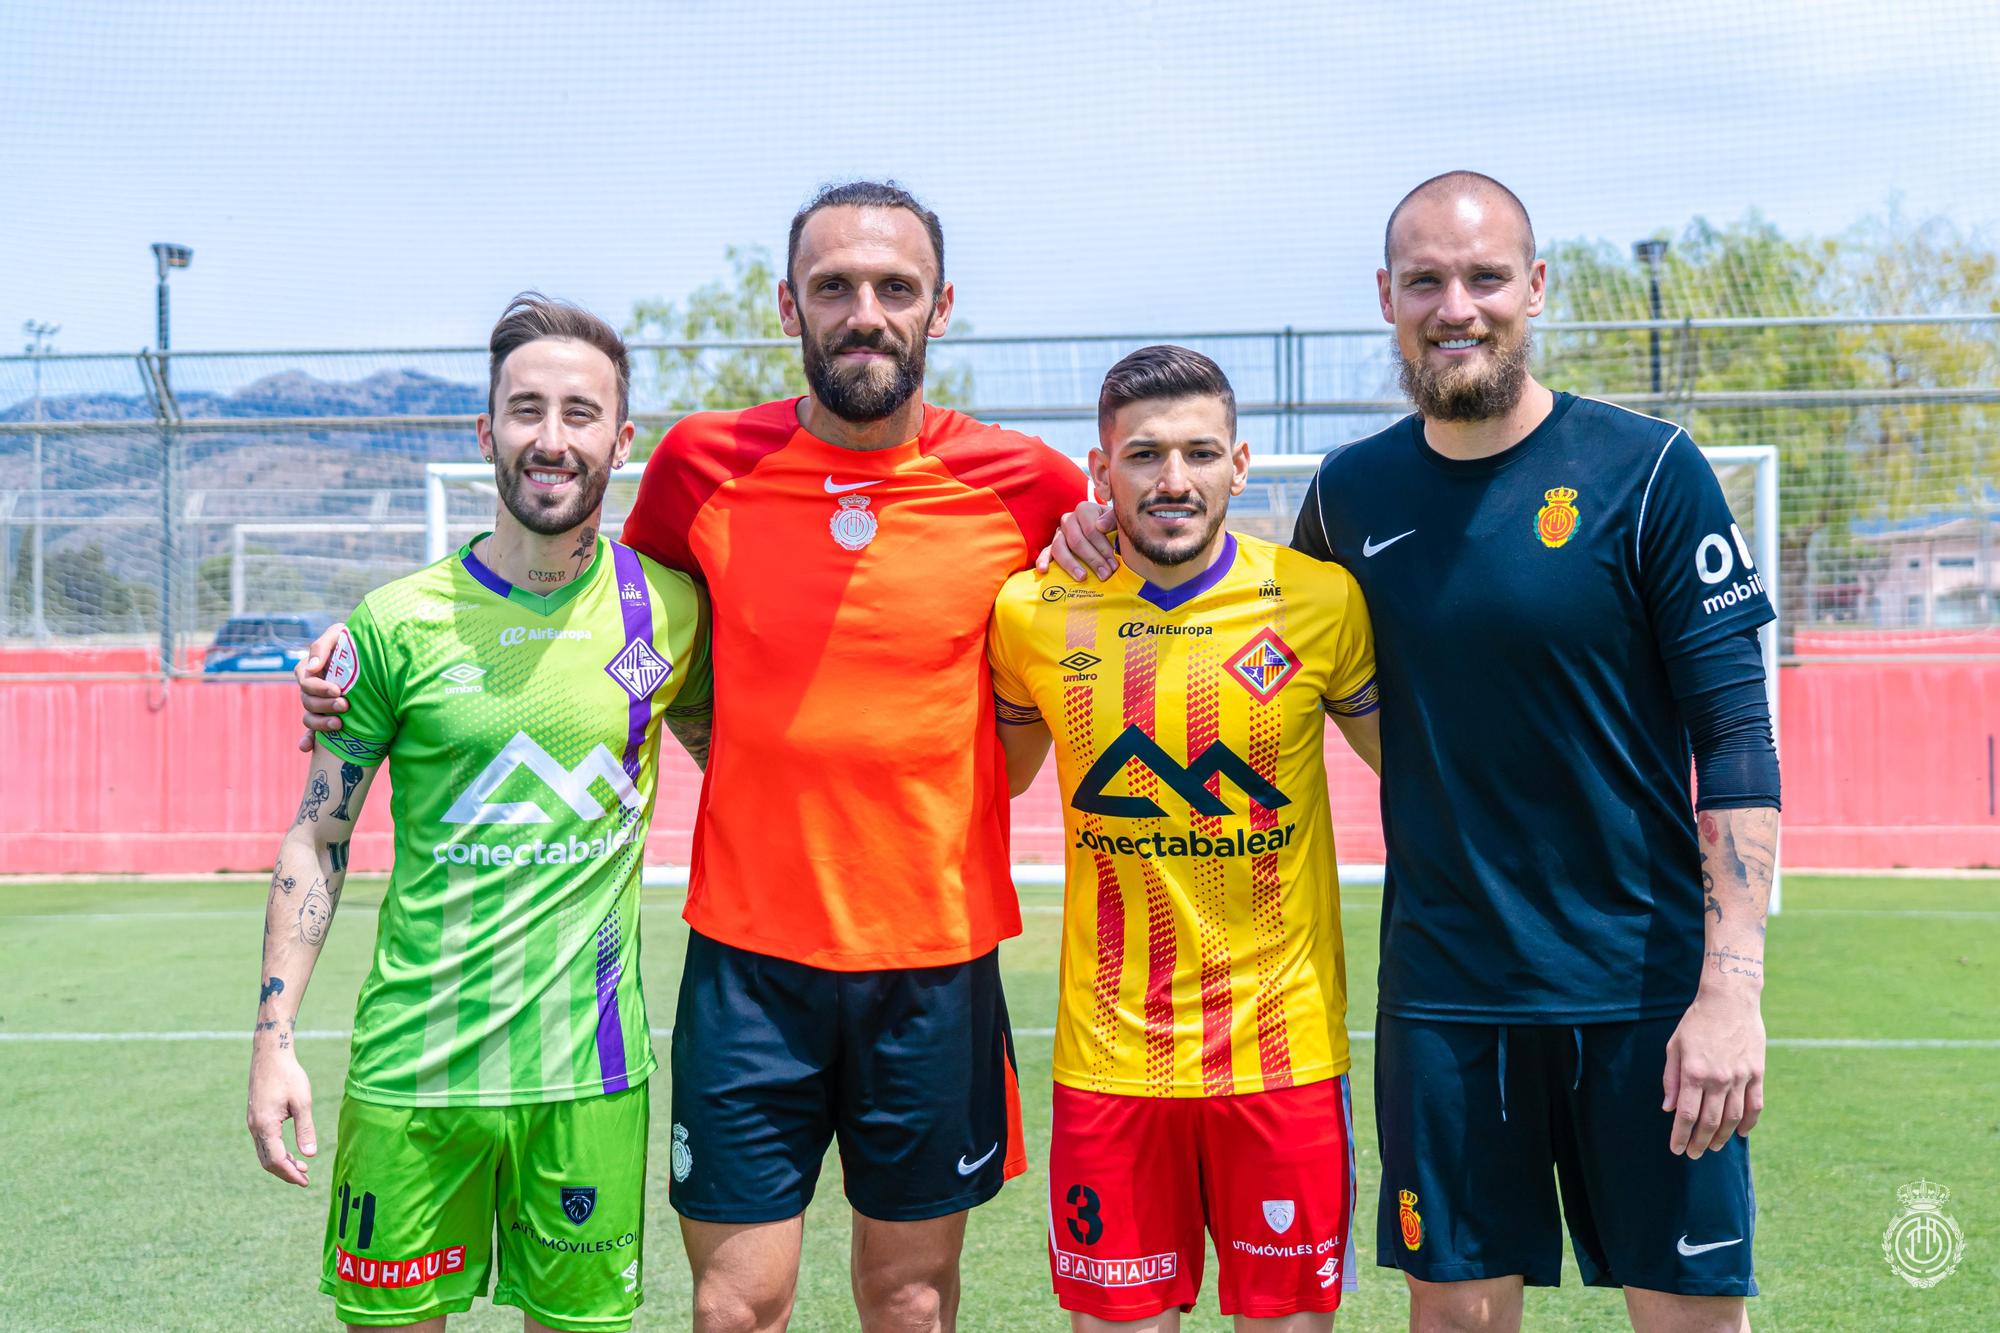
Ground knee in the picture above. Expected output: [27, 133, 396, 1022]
[1408, 1278, 1519, 1333]
[692, 1276, 795, 1333]
[852, 1265, 956, 1331]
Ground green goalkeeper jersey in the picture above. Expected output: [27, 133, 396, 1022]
[318, 534, 710, 1107]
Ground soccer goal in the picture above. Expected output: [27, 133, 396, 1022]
[426, 447, 1782, 909]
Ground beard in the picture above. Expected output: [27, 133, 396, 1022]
[495, 451, 611, 537]
[801, 322, 929, 423]
[1119, 495, 1226, 569]
[1397, 324, 1532, 422]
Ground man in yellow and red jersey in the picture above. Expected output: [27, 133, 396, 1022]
[298, 182, 1084, 1331]
[989, 346, 1381, 1330]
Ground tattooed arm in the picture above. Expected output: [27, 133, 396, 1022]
[665, 700, 712, 770]
[246, 747, 376, 1186]
[1663, 805, 1778, 1160]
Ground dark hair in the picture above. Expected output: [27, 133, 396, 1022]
[487, 292, 631, 423]
[1097, 345, 1237, 441]
[1383, 170, 1536, 268]
[786, 179, 945, 293]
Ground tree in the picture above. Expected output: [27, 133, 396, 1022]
[625, 245, 976, 435]
[1538, 208, 2000, 636]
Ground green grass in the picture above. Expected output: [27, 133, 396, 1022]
[1, 874, 1996, 1330]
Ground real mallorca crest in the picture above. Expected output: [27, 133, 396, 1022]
[1398, 1189, 1423, 1251]
[830, 494, 878, 551]
[1223, 627, 1300, 704]
[1536, 486, 1580, 549]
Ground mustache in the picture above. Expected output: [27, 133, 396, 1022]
[1140, 495, 1207, 514]
[826, 329, 906, 356]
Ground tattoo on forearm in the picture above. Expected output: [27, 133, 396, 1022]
[1706, 946, 1764, 980]
[296, 771, 331, 824]
[331, 762, 362, 821]
[298, 877, 336, 947]
[272, 871, 296, 897]
[666, 714, 711, 770]
[328, 840, 350, 874]
[1698, 807, 1778, 942]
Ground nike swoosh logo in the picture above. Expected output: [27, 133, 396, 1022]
[1361, 530, 1415, 557]
[824, 476, 884, 494]
[1676, 1235, 1744, 1257]
[956, 1143, 999, 1176]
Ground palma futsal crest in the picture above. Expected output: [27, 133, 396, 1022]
[1536, 486, 1580, 548]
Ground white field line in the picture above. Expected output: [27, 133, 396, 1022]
[4, 1029, 1997, 1049]
[21, 901, 2000, 924]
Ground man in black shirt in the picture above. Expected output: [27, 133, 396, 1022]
[1049, 173, 1779, 1332]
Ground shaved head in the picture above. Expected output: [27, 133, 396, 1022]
[1384, 171, 1535, 269]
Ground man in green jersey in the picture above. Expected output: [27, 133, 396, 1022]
[245, 295, 712, 1331]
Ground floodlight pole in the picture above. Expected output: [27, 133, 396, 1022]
[24, 320, 60, 643]
[151, 244, 191, 673]
[151, 243, 192, 397]
[1633, 239, 1670, 400]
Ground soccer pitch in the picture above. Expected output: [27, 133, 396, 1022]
[2, 875, 1995, 1330]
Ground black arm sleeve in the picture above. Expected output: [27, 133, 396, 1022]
[1662, 627, 1782, 812]
[1291, 470, 1334, 561]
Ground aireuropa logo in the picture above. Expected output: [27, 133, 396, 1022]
[1883, 1179, 1966, 1288]
[1071, 724, 1289, 820]
[499, 625, 594, 647]
[433, 732, 642, 866]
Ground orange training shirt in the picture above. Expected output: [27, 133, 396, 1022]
[622, 398, 1086, 970]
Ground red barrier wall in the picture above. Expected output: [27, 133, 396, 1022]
[1, 665, 1994, 874]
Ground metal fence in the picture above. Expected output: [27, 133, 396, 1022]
[1, 316, 1995, 676]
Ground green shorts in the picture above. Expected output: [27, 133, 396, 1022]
[319, 1083, 648, 1331]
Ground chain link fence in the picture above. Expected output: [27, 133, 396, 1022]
[1, 317, 1995, 676]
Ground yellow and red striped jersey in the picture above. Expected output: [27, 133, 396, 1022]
[988, 532, 1376, 1098]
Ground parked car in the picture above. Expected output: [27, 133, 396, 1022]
[202, 612, 337, 675]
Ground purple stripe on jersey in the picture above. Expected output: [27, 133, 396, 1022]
[1138, 532, 1237, 611]
[458, 541, 515, 600]
[610, 544, 654, 781]
[593, 908, 629, 1094]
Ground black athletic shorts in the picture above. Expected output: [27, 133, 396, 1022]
[1375, 1013, 1756, 1297]
[667, 929, 1027, 1224]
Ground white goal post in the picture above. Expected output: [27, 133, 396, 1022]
[426, 447, 1782, 909]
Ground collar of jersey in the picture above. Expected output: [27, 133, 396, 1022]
[1112, 530, 1239, 611]
[1411, 390, 1576, 475]
[786, 397, 926, 468]
[457, 532, 604, 617]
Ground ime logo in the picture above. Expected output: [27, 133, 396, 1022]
[337, 1183, 378, 1250]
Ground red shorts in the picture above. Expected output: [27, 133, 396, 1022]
[1047, 1076, 1357, 1320]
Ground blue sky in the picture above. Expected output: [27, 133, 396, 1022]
[4, 0, 1997, 352]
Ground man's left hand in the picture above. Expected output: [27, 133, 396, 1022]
[1662, 987, 1765, 1158]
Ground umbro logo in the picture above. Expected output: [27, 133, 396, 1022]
[441, 662, 484, 685]
[1060, 651, 1101, 673]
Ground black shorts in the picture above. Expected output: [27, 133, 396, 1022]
[1375, 1013, 1756, 1297]
[667, 930, 1026, 1224]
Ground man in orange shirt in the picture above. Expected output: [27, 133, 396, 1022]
[299, 183, 1084, 1332]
